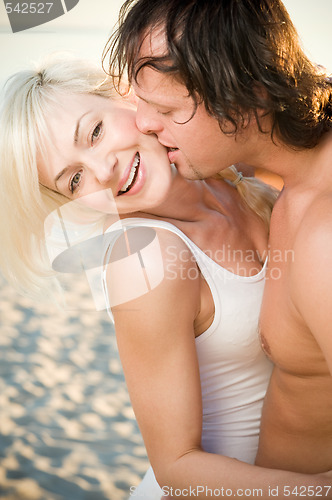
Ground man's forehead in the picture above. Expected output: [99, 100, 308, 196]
[133, 68, 173, 95]
[133, 71, 190, 107]
[134, 35, 189, 101]
[139, 26, 167, 58]
[133, 26, 192, 106]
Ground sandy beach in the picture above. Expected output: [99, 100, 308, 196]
[0, 272, 149, 500]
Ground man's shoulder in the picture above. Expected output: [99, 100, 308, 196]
[297, 193, 332, 247]
[291, 193, 332, 297]
[290, 193, 332, 371]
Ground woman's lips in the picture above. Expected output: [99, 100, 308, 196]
[118, 153, 140, 195]
[117, 153, 146, 197]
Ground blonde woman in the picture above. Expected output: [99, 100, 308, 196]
[0, 57, 330, 499]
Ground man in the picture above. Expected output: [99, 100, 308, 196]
[106, 0, 332, 489]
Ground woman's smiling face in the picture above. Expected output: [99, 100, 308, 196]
[38, 93, 173, 214]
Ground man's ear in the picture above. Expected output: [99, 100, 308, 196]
[252, 82, 270, 115]
[121, 87, 139, 106]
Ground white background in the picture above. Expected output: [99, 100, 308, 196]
[0, 0, 331, 91]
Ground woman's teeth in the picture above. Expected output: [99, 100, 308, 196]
[119, 153, 140, 194]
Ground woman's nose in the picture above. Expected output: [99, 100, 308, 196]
[91, 153, 117, 185]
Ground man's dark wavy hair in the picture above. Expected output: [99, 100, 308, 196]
[104, 0, 332, 149]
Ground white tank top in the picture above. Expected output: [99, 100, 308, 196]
[102, 217, 272, 464]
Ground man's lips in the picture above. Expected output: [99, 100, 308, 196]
[167, 147, 179, 163]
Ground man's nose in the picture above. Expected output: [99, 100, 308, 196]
[135, 99, 163, 135]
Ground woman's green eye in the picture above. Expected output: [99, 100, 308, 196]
[92, 122, 102, 142]
[70, 172, 81, 193]
[93, 126, 100, 138]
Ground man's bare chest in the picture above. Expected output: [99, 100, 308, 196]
[259, 224, 325, 375]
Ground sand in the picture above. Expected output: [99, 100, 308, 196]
[0, 272, 149, 500]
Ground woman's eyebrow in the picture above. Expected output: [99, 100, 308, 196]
[74, 111, 90, 144]
[54, 165, 71, 189]
[54, 110, 92, 189]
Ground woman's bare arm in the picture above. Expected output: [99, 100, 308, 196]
[106, 227, 332, 499]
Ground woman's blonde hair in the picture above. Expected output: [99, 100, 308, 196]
[217, 166, 279, 229]
[0, 54, 115, 299]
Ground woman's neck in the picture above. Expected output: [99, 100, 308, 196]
[135, 171, 235, 226]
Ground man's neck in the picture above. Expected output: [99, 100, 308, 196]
[248, 130, 332, 190]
